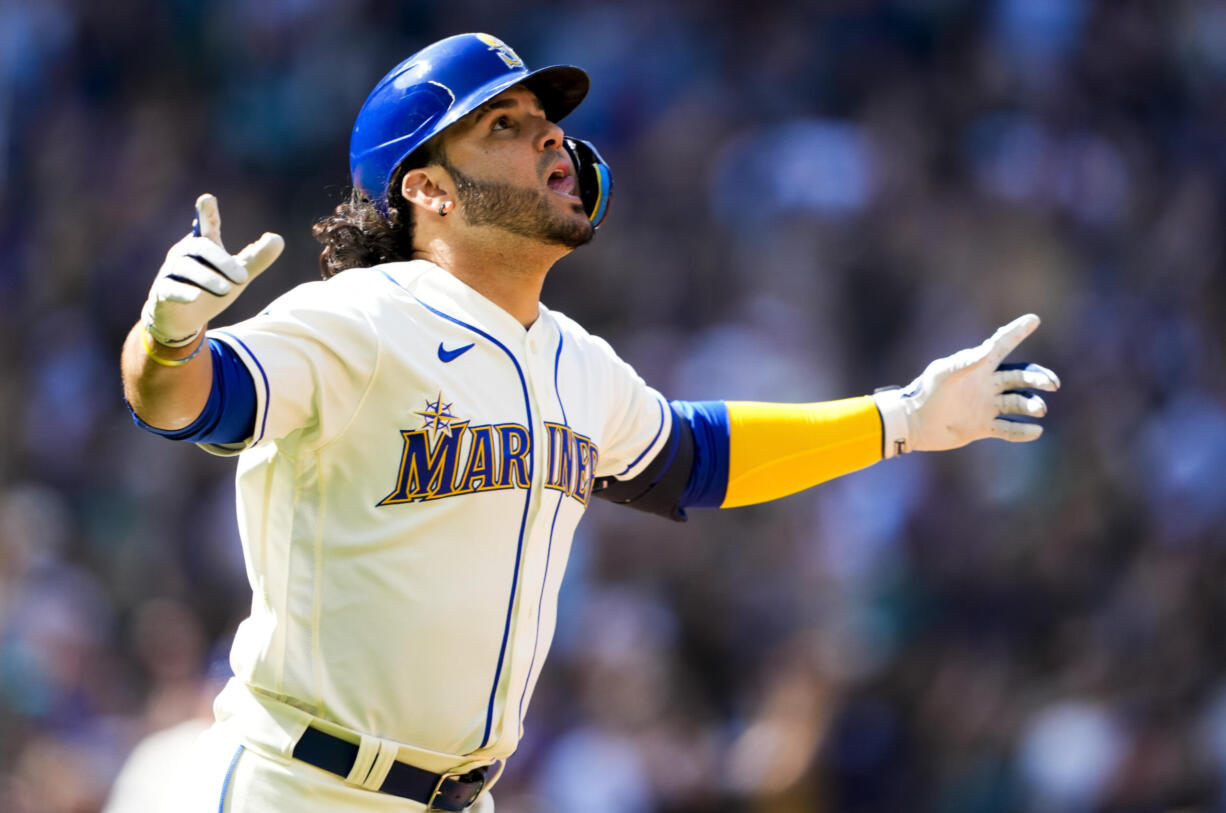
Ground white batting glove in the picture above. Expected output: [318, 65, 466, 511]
[872, 314, 1060, 457]
[141, 194, 284, 347]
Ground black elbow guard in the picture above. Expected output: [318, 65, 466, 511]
[592, 408, 695, 522]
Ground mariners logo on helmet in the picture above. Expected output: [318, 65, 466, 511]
[476, 34, 523, 69]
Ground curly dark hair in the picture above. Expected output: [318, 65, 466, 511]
[312, 140, 444, 279]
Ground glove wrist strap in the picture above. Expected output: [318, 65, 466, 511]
[143, 321, 201, 348]
[872, 388, 911, 459]
[141, 296, 203, 347]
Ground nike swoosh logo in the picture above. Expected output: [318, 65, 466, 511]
[438, 342, 475, 363]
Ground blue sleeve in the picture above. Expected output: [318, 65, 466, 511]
[126, 338, 257, 444]
[591, 400, 729, 520]
[672, 400, 730, 508]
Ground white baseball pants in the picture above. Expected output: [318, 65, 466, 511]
[163, 721, 496, 813]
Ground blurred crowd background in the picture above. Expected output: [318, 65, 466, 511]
[2, 0, 1226, 811]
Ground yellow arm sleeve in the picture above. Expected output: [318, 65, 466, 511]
[722, 396, 882, 508]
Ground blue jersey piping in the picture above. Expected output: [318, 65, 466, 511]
[616, 396, 666, 476]
[218, 744, 244, 813]
[397, 281, 535, 750]
[517, 331, 568, 726]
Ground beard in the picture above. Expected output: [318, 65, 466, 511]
[446, 163, 595, 249]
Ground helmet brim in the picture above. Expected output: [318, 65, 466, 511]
[424, 64, 590, 150]
[520, 65, 590, 123]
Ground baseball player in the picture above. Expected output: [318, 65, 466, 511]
[119, 33, 1058, 813]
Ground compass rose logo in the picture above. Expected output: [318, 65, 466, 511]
[416, 392, 461, 438]
[475, 33, 523, 69]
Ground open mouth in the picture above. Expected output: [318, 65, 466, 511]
[546, 164, 580, 200]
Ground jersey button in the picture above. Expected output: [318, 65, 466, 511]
[528, 339, 539, 353]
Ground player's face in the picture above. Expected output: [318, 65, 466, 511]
[440, 87, 594, 249]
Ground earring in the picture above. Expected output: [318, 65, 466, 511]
[438, 202, 449, 216]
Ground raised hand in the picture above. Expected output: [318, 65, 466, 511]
[141, 194, 284, 347]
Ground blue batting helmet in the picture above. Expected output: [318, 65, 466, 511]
[350, 33, 590, 209]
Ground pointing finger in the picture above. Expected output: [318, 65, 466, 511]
[235, 232, 285, 280]
[985, 313, 1040, 367]
[195, 193, 223, 247]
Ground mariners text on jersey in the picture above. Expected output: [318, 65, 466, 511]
[377, 400, 600, 506]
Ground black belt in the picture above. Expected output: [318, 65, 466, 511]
[291, 726, 490, 811]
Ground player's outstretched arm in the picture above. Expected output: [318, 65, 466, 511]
[121, 194, 283, 429]
[597, 314, 1059, 515]
[722, 313, 1058, 506]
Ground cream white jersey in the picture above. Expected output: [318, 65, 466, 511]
[202, 259, 671, 763]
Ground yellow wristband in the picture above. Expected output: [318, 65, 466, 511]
[141, 325, 204, 367]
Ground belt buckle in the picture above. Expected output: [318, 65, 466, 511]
[427, 768, 486, 811]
